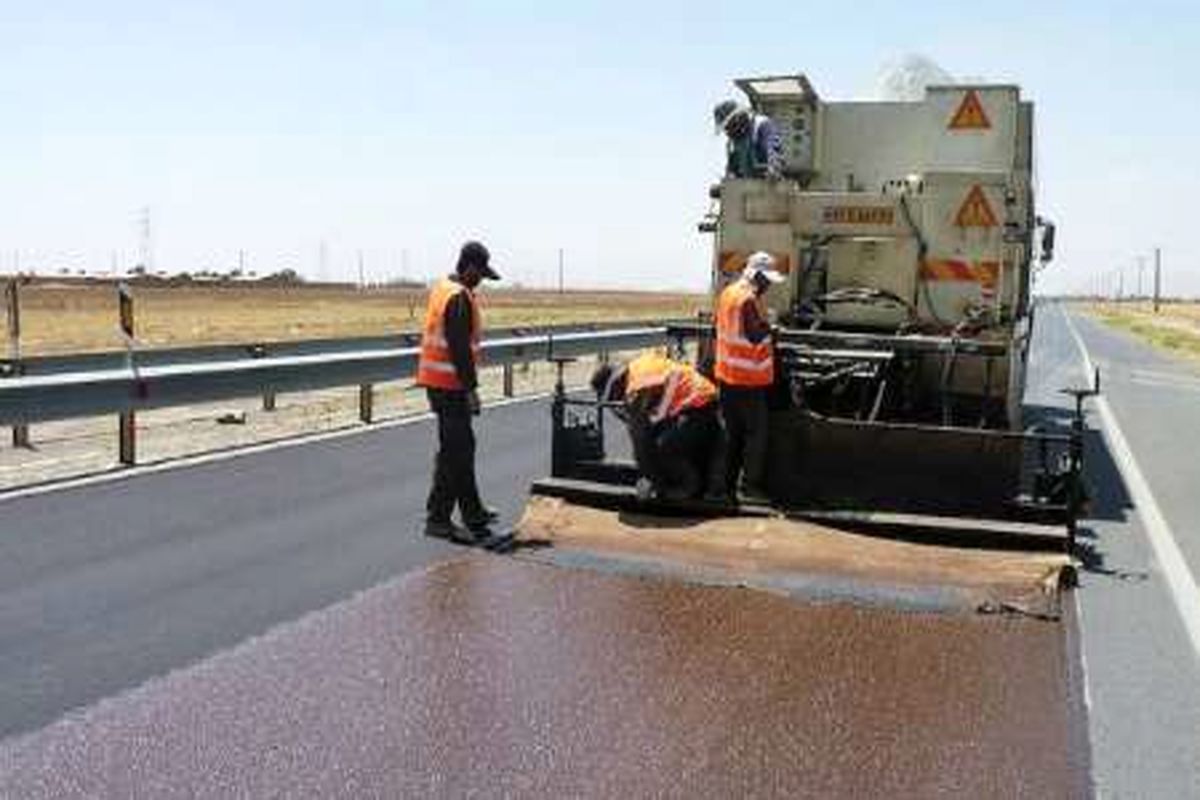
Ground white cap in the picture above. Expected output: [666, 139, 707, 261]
[742, 251, 785, 284]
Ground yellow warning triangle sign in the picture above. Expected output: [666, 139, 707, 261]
[948, 89, 991, 130]
[955, 185, 998, 228]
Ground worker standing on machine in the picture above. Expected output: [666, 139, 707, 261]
[712, 100, 783, 180]
[591, 352, 725, 502]
[417, 241, 502, 546]
[714, 252, 783, 503]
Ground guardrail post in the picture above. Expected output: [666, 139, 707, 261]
[359, 383, 374, 424]
[502, 363, 514, 398]
[251, 345, 276, 411]
[5, 279, 29, 448]
[117, 283, 137, 466]
[118, 409, 136, 465]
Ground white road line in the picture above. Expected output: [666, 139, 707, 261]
[1132, 367, 1200, 384]
[1130, 374, 1200, 394]
[0, 392, 552, 505]
[1064, 305, 1200, 663]
[1073, 591, 1094, 711]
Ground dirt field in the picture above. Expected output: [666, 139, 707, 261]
[1086, 300, 1200, 362]
[1, 280, 706, 356]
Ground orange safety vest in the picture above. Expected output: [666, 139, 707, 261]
[714, 279, 773, 387]
[416, 278, 481, 390]
[626, 352, 717, 424]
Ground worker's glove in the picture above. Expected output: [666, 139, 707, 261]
[635, 477, 657, 502]
[467, 389, 481, 416]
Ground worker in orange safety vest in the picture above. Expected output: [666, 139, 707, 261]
[591, 351, 726, 501]
[417, 240, 502, 546]
[714, 251, 783, 503]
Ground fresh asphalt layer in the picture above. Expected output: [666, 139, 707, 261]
[1, 303, 1198, 796]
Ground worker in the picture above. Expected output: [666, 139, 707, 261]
[714, 252, 784, 503]
[417, 240, 502, 546]
[591, 352, 725, 502]
[712, 100, 783, 180]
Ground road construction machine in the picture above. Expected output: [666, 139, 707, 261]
[529, 73, 1094, 549]
[506, 80, 1094, 791]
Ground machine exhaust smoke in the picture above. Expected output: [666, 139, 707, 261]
[872, 54, 955, 101]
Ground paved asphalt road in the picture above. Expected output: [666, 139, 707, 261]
[1, 302, 1198, 796]
[0, 397, 559, 739]
[1030, 302, 1200, 798]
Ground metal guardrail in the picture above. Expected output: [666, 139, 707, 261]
[0, 319, 687, 378]
[0, 325, 668, 428]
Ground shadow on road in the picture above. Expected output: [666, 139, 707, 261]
[1025, 403, 1147, 581]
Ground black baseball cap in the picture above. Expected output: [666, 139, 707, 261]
[456, 240, 500, 280]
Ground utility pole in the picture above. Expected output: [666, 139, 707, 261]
[1116, 268, 1123, 301]
[138, 207, 152, 274]
[1137, 256, 1145, 299]
[1153, 247, 1162, 313]
[557, 248, 564, 294]
[357, 250, 365, 289]
[239, 249, 246, 275]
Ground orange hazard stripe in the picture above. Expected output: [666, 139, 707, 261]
[717, 251, 792, 274]
[920, 260, 999, 289]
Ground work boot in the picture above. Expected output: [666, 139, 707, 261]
[462, 506, 500, 528]
[738, 485, 772, 507]
[424, 519, 484, 546]
[480, 530, 516, 553]
[461, 521, 516, 553]
[660, 485, 695, 503]
[701, 477, 735, 507]
[702, 489, 736, 508]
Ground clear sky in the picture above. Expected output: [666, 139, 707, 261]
[2, 1, 1197, 295]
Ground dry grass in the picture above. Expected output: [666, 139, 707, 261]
[1, 281, 706, 356]
[1086, 300, 1200, 361]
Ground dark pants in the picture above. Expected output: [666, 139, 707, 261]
[719, 384, 769, 494]
[426, 389, 487, 524]
[631, 404, 725, 499]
